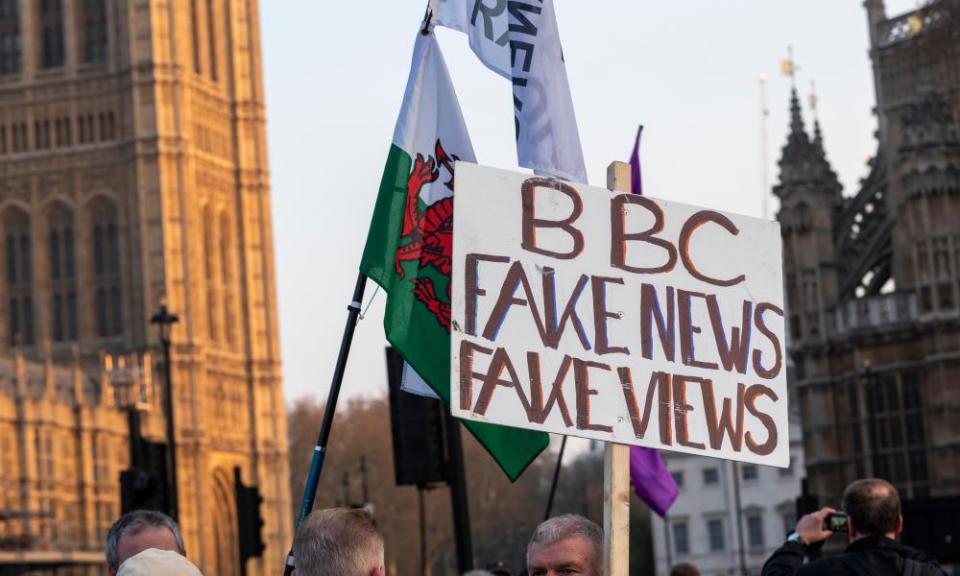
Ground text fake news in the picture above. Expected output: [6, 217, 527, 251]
[454, 177, 784, 457]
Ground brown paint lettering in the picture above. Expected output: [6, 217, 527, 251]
[521, 177, 584, 260]
[482, 261, 548, 344]
[573, 359, 613, 433]
[591, 275, 628, 355]
[473, 347, 533, 416]
[745, 384, 779, 455]
[618, 367, 672, 442]
[640, 283, 676, 362]
[707, 295, 753, 374]
[678, 210, 747, 287]
[541, 268, 592, 350]
[610, 194, 677, 274]
[697, 378, 746, 451]
[459, 340, 493, 411]
[464, 253, 510, 336]
[678, 290, 719, 370]
[672, 374, 705, 450]
[752, 302, 784, 380]
[526, 352, 575, 427]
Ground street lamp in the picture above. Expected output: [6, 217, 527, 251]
[151, 299, 180, 521]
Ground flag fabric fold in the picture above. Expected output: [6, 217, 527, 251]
[360, 30, 549, 481]
[629, 446, 678, 517]
[431, 0, 588, 183]
[627, 126, 678, 517]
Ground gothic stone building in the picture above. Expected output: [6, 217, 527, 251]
[777, 0, 960, 503]
[0, 1, 290, 574]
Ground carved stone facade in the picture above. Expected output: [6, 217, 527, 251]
[777, 0, 960, 503]
[0, 1, 290, 574]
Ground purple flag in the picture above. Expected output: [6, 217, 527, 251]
[629, 446, 678, 517]
[626, 125, 678, 517]
[629, 125, 643, 195]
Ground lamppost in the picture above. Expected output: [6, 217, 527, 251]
[151, 300, 180, 521]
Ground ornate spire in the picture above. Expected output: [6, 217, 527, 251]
[774, 88, 842, 199]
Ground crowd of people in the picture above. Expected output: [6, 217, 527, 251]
[103, 478, 949, 576]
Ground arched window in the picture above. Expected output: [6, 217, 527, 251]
[204, 206, 218, 342]
[48, 204, 77, 342]
[4, 208, 33, 346]
[82, 0, 107, 63]
[91, 199, 122, 337]
[219, 211, 233, 346]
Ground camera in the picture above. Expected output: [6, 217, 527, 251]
[824, 511, 848, 533]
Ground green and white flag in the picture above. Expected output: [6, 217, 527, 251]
[360, 31, 549, 480]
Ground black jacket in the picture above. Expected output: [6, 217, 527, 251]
[761, 536, 948, 576]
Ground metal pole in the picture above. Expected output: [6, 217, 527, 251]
[760, 75, 770, 220]
[161, 328, 178, 522]
[282, 273, 367, 576]
[663, 512, 673, 574]
[445, 410, 473, 573]
[543, 436, 567, 521]
[419, 485, 428, 576]
[732, 462, 747, 576]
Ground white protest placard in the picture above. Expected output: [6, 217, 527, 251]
[450, 162, 789, 467]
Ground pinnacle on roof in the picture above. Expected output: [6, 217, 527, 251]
[774, 87, 842, 198]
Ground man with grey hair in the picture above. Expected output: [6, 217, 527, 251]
[104, 510, 186, 575]
[526, 514, 603, 576]
[293, 507, 385, 576]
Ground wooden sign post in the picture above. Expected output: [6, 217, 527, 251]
[603, 161, 632, 576]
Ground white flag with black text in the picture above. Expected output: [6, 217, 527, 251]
[430, 0, 588, 183]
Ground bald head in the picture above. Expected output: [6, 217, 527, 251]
[842, 478, 901, 538]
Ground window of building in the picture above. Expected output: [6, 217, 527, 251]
[742, 464, 759, 481]
[5, 208, 33, 346]
[0, 0, 21, 75]
[672, 521, 689, 555]
[48, 204, 77, 342]
[747, 515, 765, 549]
[861, 371, 929, 496]
[203, 206, 218, 341]
[671, 470, 684, 489]
[219, 211, 233, 346]
[190, 0, 201, 74]
[707, 519, 725, 551]
[703, 468, 719, 485]
[206, 0, 217, 81]
[91, 199, 122, 337]
[782, 512, 797, 536]
[779, 457, 793, 477]
[82, 0, 107, 63]
[39, 0, 65, 69]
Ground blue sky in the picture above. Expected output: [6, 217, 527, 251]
[260, 0, 920, 402]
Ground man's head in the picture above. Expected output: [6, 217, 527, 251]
[526, 514, 602, 576]
[293, 508, 385, 576]
[105, 510, 185, 575]
[670, 562, 701, 576]
[842, 478, 903, 541]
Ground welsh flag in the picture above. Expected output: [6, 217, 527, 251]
[360, 31, 549, 480]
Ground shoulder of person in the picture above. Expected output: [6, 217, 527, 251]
[798, 555, 852, 576]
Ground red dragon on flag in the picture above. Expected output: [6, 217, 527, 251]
[394, 140, 459, 331]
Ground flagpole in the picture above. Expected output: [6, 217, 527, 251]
[543, 436, 568, 521]
[281, 272, 368, 576]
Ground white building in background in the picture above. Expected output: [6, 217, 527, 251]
[651, 418, 805, 576]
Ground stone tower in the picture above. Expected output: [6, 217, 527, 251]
[777, 0, 960, 504]
[0, 1, 290, 574]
